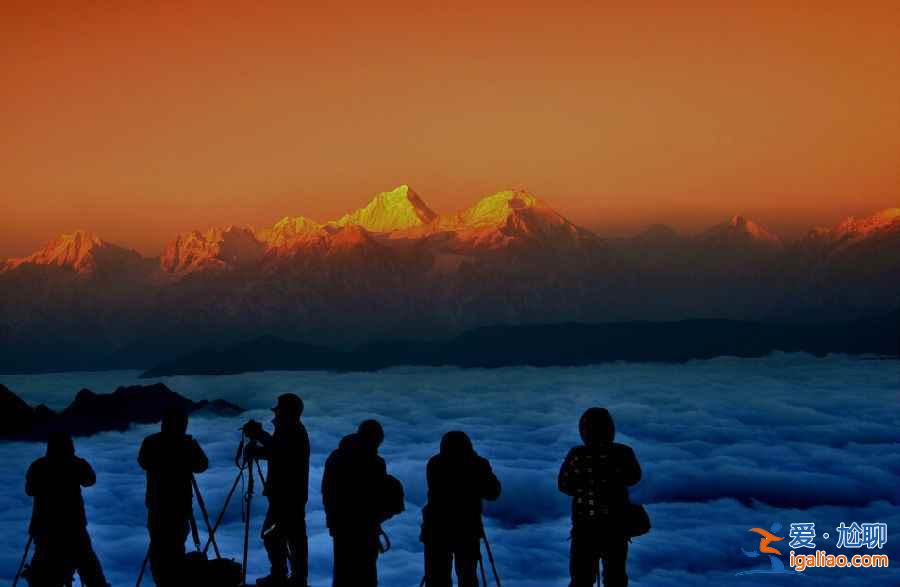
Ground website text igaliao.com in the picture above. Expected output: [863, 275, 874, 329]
[789, 550, 890, 572]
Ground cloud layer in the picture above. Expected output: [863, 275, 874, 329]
[1, 353, 898, 586]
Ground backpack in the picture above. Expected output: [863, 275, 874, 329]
[378, 474, 405, 523]
[624, 503, 651, 538]
[183, 551, 242, 586]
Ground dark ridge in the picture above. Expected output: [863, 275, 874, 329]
[140, 312, 899, 377]
[0, 382, 244, 441]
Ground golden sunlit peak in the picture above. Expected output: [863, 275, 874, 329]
[456, 189, 549, 228]
[335, 185, 437, 232]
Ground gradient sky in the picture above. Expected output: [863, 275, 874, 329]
[3, 1, 899, 257]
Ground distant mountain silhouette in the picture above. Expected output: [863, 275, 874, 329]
[0, 382, 243, 440]
[2, 186, 899, 373]
[141, 313, 899, 377]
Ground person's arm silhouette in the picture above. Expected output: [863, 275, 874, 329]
[25, 460, 40, 497]
[75, 456, 97, 487]
[137, 437, 154, 471]
[188, 435, 209, 473]
[321, 450, 339, 533]
[616, 445, 641, 487]
[477, 456, 501, 501]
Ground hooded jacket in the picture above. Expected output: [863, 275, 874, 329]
[321, 433, 388, 534]
[558, 408, 641, 526]
[422, 431, 501, 541]
[26, 433, 95, 536]
[138, 412, 208, 521]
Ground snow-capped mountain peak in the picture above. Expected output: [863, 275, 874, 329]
[260, 216, 324, 247]
[834, 208, 900, 237]
[2, 230, 141, 274]
[161, 225, 265, 274]
[335, 185, 437, 232]
[701, 214, 782, 248]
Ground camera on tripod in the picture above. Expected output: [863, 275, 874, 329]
[235, 419, 264, 466]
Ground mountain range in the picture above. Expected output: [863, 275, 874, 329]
[1, 185, 898, 372]
[0, 382, 243, 440]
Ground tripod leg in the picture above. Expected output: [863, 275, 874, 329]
[242, 461, 255, 586]
[478, 552, 489, 587]
[12, 534, 32, 587]
[135, 546, 149, 587]
[481, 529, 501, 586]
[192, 475, 222, 558]
[189, 511, 202, 552]
[255, 459, 267, 492]
[203, 469, 243, 555]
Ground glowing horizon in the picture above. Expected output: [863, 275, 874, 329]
[3, 1, 899, 257]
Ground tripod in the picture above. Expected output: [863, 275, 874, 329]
[135, 473, 225, 586]
[419, 527, 502, 587]
[198, 435, 268, 585]
[481, 527, 501, 587]
[11, 535, 32, 587]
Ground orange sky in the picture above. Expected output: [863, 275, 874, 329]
[3, 1, 899, 257]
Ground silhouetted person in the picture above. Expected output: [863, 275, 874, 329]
[25, 431, 109, 587]
[243, 393, 311, 587]
[559, 408, 641, 587]
[322, 419, 402, 587]
[421, 431, 501, 587]
[138, 407, 208, 587]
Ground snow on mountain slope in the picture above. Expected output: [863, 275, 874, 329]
[1, 230, 142, 274]
[160, 226, 266, 274]
[424, 189, 592, 249]
[698, 215, 783, 249]
[335, 185, 437, 232]
[799, 208, 900, 257]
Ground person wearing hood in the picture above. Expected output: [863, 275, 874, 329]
[558, 408, 641, 587]
[242, 392, 311, 587]
[138, 406, 208, 587]
[421, 430, 501, 587]
[322, 419, 402, 587]
[25, 431, 109, 586]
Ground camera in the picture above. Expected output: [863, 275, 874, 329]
[241, 419, 263, 437]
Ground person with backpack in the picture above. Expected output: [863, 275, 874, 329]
[242, 393, 311, 587]
[24, 431, 110, 587]
[138, 407, 209, 587]
[421, 431, 501, 587]
[321, 420, 404, 587]
[558, 408, 642, 587]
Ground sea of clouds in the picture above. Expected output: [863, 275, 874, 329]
[1, 353, 898, 586]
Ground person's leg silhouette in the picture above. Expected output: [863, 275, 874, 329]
[569, 527, 600, 587]
[452, 541, 480, 587]
[424, 538, 452, 587]
[600, 539, 628, 587]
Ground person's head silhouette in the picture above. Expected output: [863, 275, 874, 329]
[271, 393, 303, 427]
[357, 419, 384, 453]
[439, 430, 475, 461]
[161, 406, 188, 436]
[46, 430, 75, 459]
[579, 407, 615, 446]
